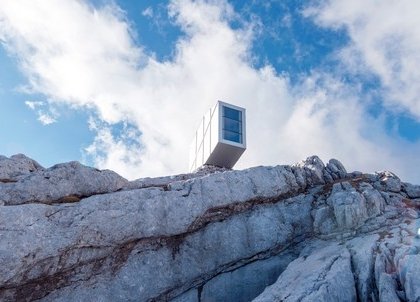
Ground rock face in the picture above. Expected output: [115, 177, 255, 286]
[0, 160, 127, 205]
[0, 154, 43, 182]
[254, 244, 357, 302]
[0, 154, 419, 302]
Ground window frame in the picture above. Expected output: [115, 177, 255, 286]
[218, 101, 246, 148]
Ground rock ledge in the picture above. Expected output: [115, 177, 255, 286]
[0, 154, 419, 302]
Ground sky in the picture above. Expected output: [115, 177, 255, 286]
[0, 0, 420, 183]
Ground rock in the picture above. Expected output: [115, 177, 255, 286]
[376, 171, 402, 193]
[377, 273, 401, 302]
[349, 171, 363, 177]
[0, 161, 127, 205]
[359, 182, 385, 217]
[293, 155, 326, 185]
[404, 182, 420, 199]
[0, 154, 419, 302]
[200, 251, 297, 302]
[123, 165, 227, 191]
[0, 154, 43, 181]
[0, 161, 314, 301]
[326, 158, 347, 180]
[312, 206, 336, 235]
[172, 289, 198, 302]
[291, 166, 306, 188]
[346, 235, 379, 302]
[326, 182, 368, 230]
[398, 254, 420, 301]
[380, 191, 404, 206]
[253, 244, 357, 302]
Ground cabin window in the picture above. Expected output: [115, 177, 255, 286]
[222, 106, 242, 144]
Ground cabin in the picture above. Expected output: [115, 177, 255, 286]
[189, 101, 246, 172]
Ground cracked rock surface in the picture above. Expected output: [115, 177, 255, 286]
[0, 154, 419, 302]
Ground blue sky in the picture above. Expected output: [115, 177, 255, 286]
[0, 0, 420, 182]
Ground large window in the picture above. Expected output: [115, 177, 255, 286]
[222, 106, 242, 144]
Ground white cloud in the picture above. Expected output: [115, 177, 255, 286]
[304, 0, 420, 120]
[24, 100, 58, 125]
[1, 0, 420, 183]
[142, 7, 154, 18]
[277, 73, 420, 183]
[84, 118, 143, 180]
[37, 112, 57, 125]
[24, 100, 43, 110]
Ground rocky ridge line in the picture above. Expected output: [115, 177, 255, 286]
[0, 154, 419, 301]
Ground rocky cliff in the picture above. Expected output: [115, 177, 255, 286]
[0, 154, 419, 302]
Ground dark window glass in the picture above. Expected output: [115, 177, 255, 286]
[222, 106, 243, 144]
[223, 130, 242, 143]
[223, 106, 241, 121]
[223, 117, 241, 133]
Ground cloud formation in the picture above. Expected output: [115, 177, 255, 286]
[305, 0, 420, 119]
[25, 100, 58, 125]
[1, 0, 420, 182]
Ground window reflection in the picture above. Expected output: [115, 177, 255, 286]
[223, 130, 242, 143]
[222, 106, 243, 144]
[223, 106, 242, 121]
[223, 118, 241, 133]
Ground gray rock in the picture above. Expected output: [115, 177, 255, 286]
[404, 182, 420, 199]
[312, 206, 336, 234]
[0, 160, 314, 301]
[327, 183, 368, 230]
[172, 289, 198, 302]
[398, 254, 420, 302]
[349, 171, 363, 177]
[359, 183, 385, 217]
[380, 191, 404, 206]
[200, 251, 297, 302]
[0, 154, 419, 302]
[291, 166, 306, 188]
[0, 161, 128, 205]
[326, 158, 347, 180]
[378, 273, 401, 302]
[0, 154, 43, 181]
[347, 235, 379, 302]
[253, 244, 357, 302]
[123, 165, 227, 191]
[376, 171, 402, 193]
[293, 155, 325, 185]
[323, 169, 334, 183]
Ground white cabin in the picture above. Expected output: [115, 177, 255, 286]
[189, 101, 246, 172]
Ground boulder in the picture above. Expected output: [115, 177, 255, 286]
[293, 155, 326, 185]
[404, 183, 420, 199]
[0, 161, 127, 205]
[0, 154, 43, 182]
[376, 171, 402, 193]
[326, 182, 368, 230]
[326, 158, 348, 180]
